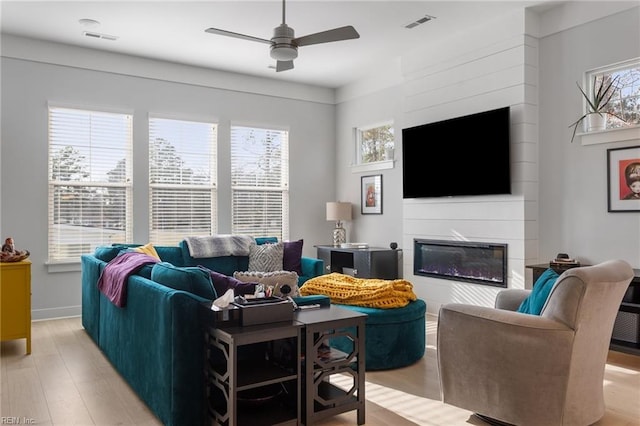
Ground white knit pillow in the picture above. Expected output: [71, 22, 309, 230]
[247, 242, 284, 272]
[233, 270, 300, 297]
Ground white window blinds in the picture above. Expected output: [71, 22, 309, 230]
[48, 107, 133, 262]
[149, 117, 217, 245]
[230, 125, 289, 240]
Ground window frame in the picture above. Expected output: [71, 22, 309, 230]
[352, 121, 395, 173]
[580, 58, 640, 145]
[47, 105, 133, 265]
[148, 115, 218, 246]
[230, 123, 290, 241]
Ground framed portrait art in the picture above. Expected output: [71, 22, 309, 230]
[361, 174, 382, 214]
[607, 145, 640, 212]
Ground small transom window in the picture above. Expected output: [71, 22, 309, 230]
[585, 58, 640, 129]
[355, 122, 394, 165]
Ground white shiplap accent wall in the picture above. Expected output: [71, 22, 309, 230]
[400, 10, 540, 314]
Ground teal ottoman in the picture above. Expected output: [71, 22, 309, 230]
[330, 299, 426, 370]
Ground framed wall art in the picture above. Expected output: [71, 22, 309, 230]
[607, 145, 640, 212]
[361, 174, 382, 214]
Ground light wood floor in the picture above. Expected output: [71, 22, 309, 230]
[1, 316, 639, 425]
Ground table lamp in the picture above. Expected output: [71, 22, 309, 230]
[326, 201, 352, 246]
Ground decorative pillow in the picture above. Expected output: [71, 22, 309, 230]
[151, 262, 216, 300]
[248, 242, 284, 272]
[283, 239, 303, 275]
[132, 242, 160, 260]
[517, 268, 560, 315]
[198, 266, 257, 296]
[94, 246, 122, 262]
[233, 270, 300, 297]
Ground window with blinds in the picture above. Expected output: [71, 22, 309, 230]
[149, 117, 217, 245]
[230, 125, 289, 240]
[48, 107, 133, 262]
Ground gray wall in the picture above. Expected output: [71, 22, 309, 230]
[1, 46, 336, 319]
[538, 7, 640, 265]
[2, 3, 638, 320]
[334, 4, 640, 315]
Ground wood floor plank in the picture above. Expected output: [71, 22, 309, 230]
[75, 378, 135, 425]
[4, 363, 51, 423]
[2, 315, 639, 426]
[44, 383, 95, 425]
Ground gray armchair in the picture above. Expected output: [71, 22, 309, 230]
[437, 260, 634, 426]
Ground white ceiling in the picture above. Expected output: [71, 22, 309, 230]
[1, 1, 558, 88]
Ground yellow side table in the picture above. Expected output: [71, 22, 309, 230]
[0, 260, 31, 354]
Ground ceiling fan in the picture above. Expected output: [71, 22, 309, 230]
[204, 0, 360, 72]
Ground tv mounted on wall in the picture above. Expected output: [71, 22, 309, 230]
[402, 106, 511, 198]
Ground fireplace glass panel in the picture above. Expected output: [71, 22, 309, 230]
[414, 239, 507, 287]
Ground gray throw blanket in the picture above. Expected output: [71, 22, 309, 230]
[185, 234, 255, 258]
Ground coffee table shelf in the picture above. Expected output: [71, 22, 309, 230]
[204, 321, 302, 426]
[296, 305, 367, 425]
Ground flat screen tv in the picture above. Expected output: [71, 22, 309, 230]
[402, 106, 511, 198]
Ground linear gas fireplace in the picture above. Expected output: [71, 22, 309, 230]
[414, 239, 507, 287]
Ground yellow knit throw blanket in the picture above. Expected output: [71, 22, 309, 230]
[300, 273, 417, 309]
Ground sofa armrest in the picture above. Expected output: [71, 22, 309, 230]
[300, 256, 324, 282]
[81, 254, 105, 343]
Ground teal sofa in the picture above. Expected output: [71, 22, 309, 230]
[81, 239, 325, 426]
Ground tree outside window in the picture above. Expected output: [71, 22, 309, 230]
[587, 59, 640, 129]
[356, 122, 394, 164]
[48, 107, 132, 262]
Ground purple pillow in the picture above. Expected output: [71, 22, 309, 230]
[283, 239, 303, 275]
[198, 266, 256, 296]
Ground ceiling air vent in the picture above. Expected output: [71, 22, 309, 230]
[404, 15, 436, 29]
[83, 31, 119, 41]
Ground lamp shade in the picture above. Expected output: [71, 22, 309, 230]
[326, 202, 352, 221]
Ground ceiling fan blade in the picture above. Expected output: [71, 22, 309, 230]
[205, 27, 271, 45]
[276, 60, 294, 72]
[294, 25, 359, 47]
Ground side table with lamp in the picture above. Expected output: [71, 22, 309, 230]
[326, 201, 352, 247]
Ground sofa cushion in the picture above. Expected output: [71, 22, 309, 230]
[517, 268, 560, 315]
[151, 262, 216, 300]
[255, 237, 278, 245]
[94, 243, 179, 264]
[178, 240, 248, 275]
[234, 270, 300, 297]
[94, 246, 122, 262]
[248, 242, 284, 272]
[283, 239, 303, 275]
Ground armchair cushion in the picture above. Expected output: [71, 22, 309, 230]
[517, 268, 559, 315]
[495, 289, 530, 311]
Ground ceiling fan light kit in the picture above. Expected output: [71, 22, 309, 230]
[205, 0, 359, 72]
[270, 24, 298, 61]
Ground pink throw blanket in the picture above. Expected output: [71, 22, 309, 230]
[98, 251, 160, 307]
